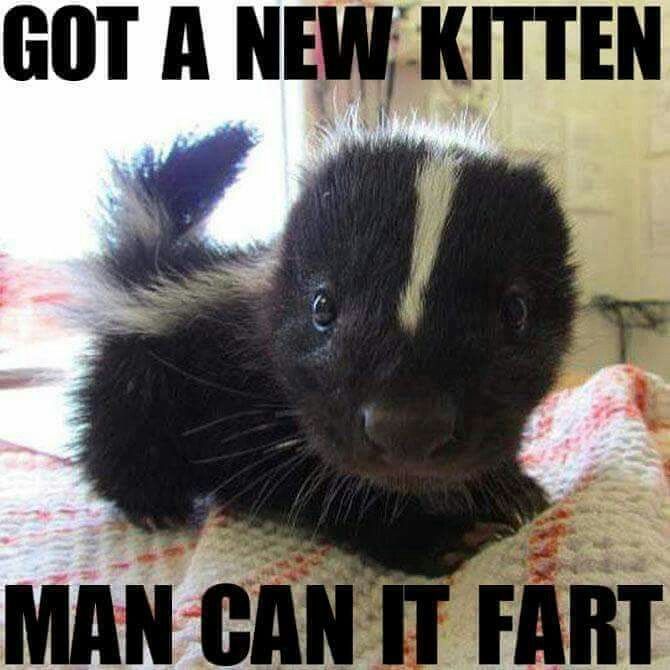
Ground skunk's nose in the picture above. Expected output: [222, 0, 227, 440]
[361, 396, 458, 464]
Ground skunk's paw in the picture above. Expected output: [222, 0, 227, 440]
[109, 493, 198, 530]
[440, 521, 515, 574]
[125, 511, 190, 531]
[461, 520, 515, 548]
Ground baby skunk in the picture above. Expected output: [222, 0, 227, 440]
[72, 119, 576, 576]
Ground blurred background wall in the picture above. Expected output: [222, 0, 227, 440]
[302, 0, 670, 378]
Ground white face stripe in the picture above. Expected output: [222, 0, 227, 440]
[398, 159, 456, 334]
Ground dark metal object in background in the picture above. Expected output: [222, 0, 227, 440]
[591, 295, 670, 363]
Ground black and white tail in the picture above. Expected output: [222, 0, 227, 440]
[71, 122, 279, 524]
[69, 123, 258, 332]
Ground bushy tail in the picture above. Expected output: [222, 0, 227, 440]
[97, 122, 257, 283]
[66, 123, 258, 332]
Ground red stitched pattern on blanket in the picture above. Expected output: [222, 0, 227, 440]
[522, 364, 658, 670]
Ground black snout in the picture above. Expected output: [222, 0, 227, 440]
[362, 396, 458, 464]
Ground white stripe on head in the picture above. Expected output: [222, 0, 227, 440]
[398, 158, 456, 334]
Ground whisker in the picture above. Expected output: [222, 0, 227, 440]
[215, 447, 307, 514]
[389, 491, 409, 525]
[182, 409, 277, 437]
[202, 421, 289, 451]
[335, 475, 357, 524]
[193, 435, 303, 465]
[215, 459, 294, 513]
[288, 462, 332, 528]
[357, 480, 377, 523]
[382, 490, 395, 525]
[148, 350, 286, 404]
[343, 477, 365, 522]
[249, 450, 309, 519]
[333, 475, 348, 525]
[208, 450, 283, 498]
[317, 474, 348, 529]
[206, 437, 303, 495]
[287, 464, 321, 526]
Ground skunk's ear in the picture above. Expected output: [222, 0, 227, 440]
[108, 122, 259, 239]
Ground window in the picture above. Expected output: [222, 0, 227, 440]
[0, 0, 302, 259]
[0, 1, 303, 451]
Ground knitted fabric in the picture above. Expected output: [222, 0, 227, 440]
[0, 364, 668, 668]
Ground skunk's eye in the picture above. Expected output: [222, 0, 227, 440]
[312, 291, 336, 331]
[501, 292, 528, 333]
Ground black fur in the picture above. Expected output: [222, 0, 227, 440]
[72, 122, 576, 575]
